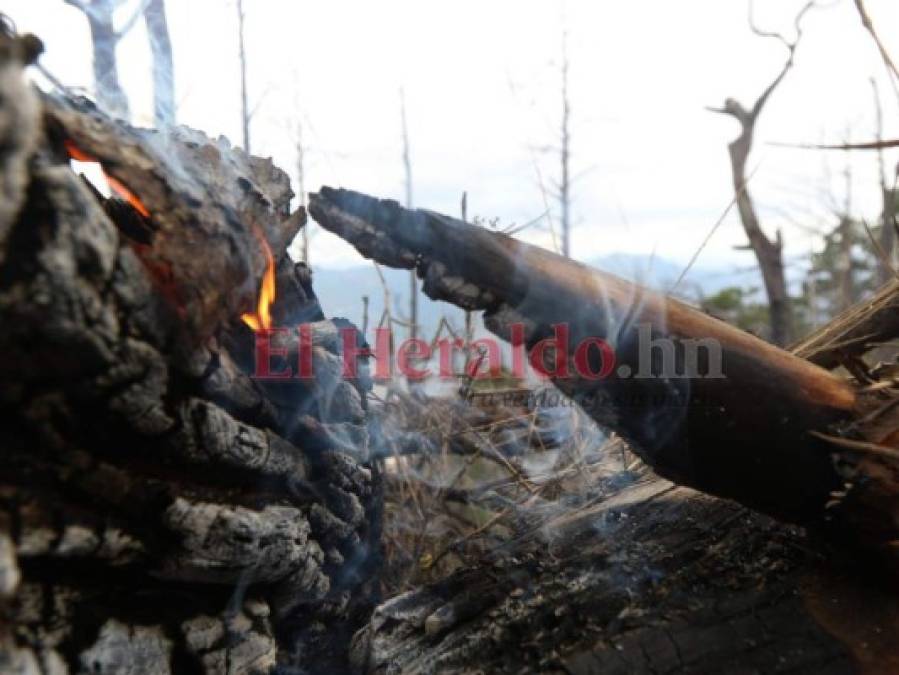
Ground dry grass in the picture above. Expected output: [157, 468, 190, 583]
[369, 382, 642, 596]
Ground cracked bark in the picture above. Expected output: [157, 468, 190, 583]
[0, 30, 380, 674]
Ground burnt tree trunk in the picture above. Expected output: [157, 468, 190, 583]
[353, 476, 896, 674]
[0, 31, 381, 674]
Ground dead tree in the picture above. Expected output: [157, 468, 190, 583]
[296, 119, 309, 263]
[559, 28, 571, 258]
[237, 0, 250, 152]
[143, 0, 174, 127]
[400, 88, 418, 341]
[707, 1, 819, 345]
[63, 0, 147, 119]
[461, 192, 473, 357]
[872, 78, 896, 284]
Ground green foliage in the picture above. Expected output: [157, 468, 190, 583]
[701, 286, 772, 338]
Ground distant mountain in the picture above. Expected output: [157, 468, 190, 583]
[585, 253, 765, 300]
[310, 253, 764, 338]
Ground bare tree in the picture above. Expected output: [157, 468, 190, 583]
[461, 191, 473, 363]
[559, 29, 571, 258]
[837, 164, 854, 312]
[236, 0, 250, 152]
[296, 119, 309, 263]
[708, 1, 818, 345]
[64, 0, 148, 119]
[871, 78, 896, 285]
[361, 294, 369, 337]
[143, 0, 174, 127]
[400, 88, 417, 341]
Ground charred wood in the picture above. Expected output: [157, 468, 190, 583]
[308, 187, 899, 556]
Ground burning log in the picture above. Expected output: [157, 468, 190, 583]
[42, 92, 305, 344]
[308, 187, 899, 549]
[0, 29, 380, 674]
[309, 188, 899, 674]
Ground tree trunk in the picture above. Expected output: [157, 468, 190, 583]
[66, 0, 130, 119]
[237, 0, 250, 153]
[308, 187, 899, 546]
[310, 186, 899, 675]
[143, 0, 175, 127]
[353, 474, 890, 674]
[0, 36, 381, 674]
[727, 110, 793, 345]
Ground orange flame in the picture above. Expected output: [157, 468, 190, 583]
[105, 175, 151, 218]
[64, 139, 151, 218]
[241, 228, 276, 331]
[64, 138, 96, 162]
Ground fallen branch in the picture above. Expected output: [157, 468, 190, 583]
[309, 188, 899, 549]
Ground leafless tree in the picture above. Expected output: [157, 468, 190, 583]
[295, 119, 309, 263]
[870, 78, 897, 285]
[362, 295, 369, 336]
[837, 164, 855, 312]
[400, 88, 417, 341]
[143, 0, 174, 127]
[559, 29, 571, 258]
[708, 1, 818, 345]
[236, 0, 250, 152]
[64, 0, 148, 119]
[461, 191, 473, 360]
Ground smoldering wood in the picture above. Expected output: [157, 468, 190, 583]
[42, 92, 306, 344]
[353, 470, 898, 674]
[308, 187, 899, 672]
[4, 19, 899, 675]
[310, 189, 899, 673]
[307, 188, 871, 528]
[0, 32, 381, 674]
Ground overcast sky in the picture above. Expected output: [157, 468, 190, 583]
[6, 0, 899, 277]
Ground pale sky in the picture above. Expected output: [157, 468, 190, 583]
[5, 0, 899, 275]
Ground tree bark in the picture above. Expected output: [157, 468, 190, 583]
[237, 0, 250, 153]
[308, 187, 899, 551]
[309, 187, 899, 675]
[0, 36, 381, 673]
[353, 474, 892, 674]
[720, 98, 793, 345]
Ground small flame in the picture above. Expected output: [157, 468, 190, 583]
[105, 175, 151, 218]
[64, 139, 151, 218]
[64, 138, 95, 162]
[241, 227, 276, 331]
